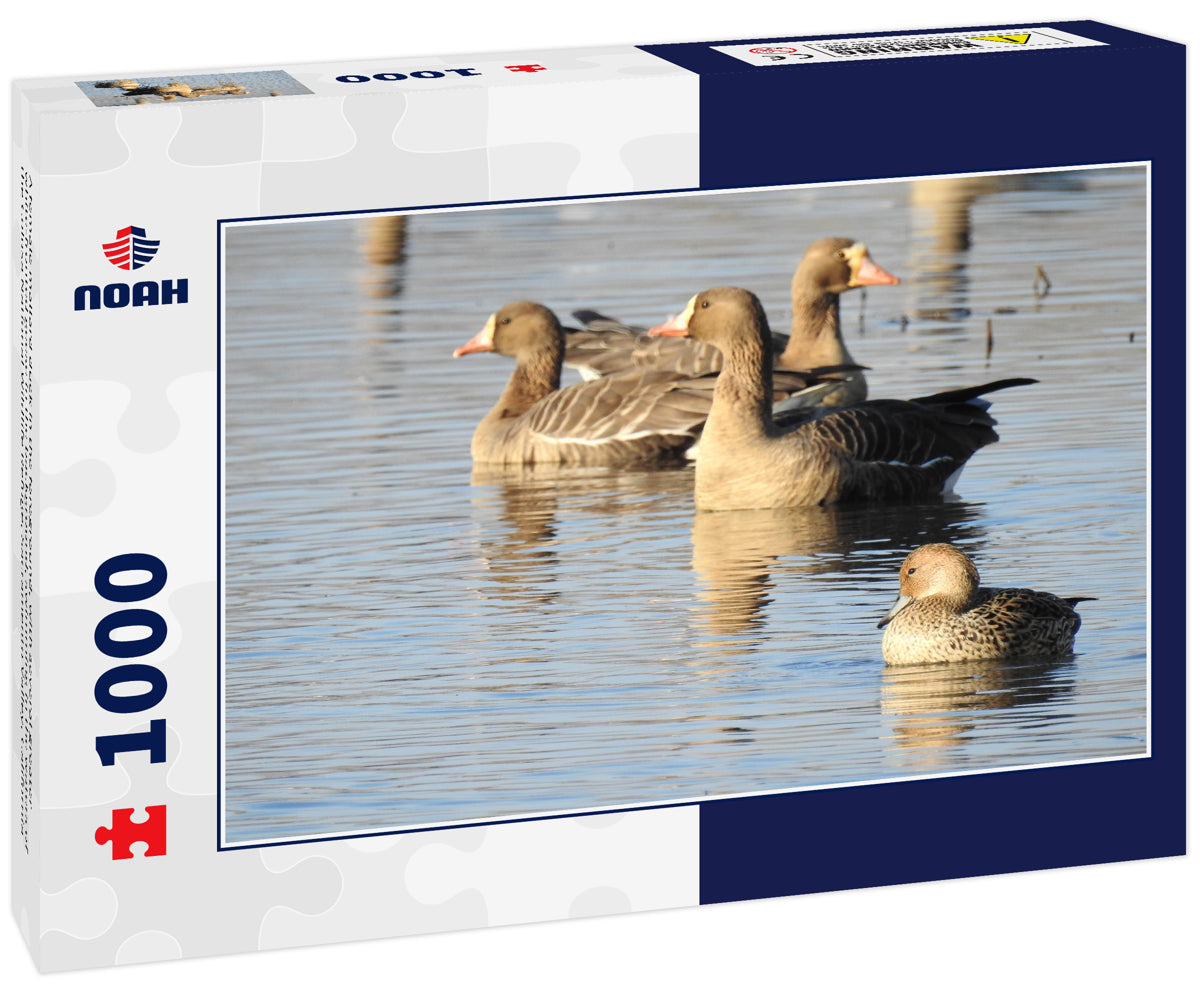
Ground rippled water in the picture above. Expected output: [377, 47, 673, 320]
[221, 165, 1147, 843]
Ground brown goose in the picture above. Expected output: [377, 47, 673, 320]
[564, 237, 898, 408]
[453, 301, 716, 467]
[877, 543, 1092, 664]
[656, 287, 1036, 510]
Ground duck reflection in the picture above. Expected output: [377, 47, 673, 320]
[906, 173, 1085, 326]
[357, 214, 408, 301]
[688, 499, 986, 659]
[467, 464, 695, 622]
[880, 656, 1076, 773]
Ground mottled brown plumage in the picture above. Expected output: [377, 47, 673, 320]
[877, 543, 1090, 665]
[668, 287, 1035, 510]
[564, 237, 897, 409]
[453, 301, 714, 467]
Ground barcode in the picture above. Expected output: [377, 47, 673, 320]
[713, 27, 1105, 68]
[818, 39, 982, 56]
[18, 165, 34, 854]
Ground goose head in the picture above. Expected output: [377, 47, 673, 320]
[453, 301, 562, 361]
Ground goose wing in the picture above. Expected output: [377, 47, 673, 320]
[564, 310, 790, 380]
[564, 323, 723, 380]
[521, 367, 713, 451]
[789, 378, 1036, 500]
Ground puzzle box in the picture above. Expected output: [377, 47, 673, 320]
[11, 20, 1184, 971]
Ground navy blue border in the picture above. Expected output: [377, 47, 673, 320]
[640, 21, 1184, 191]
[653, 20, 1185, 904]
[638, 19, 1179, 76]
[215, 24, 1184, 898]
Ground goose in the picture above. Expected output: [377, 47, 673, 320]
[564, 237, 898, 409]
[453, 301, 714, 467]
[655, 286, 1035, 510]
[877, 543, 1092, 664]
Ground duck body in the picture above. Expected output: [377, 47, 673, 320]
[454, 301, 712, 468]
[662, 287, 1035, 510]
[878, 543, 1090, 664]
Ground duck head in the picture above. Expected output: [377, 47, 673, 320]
[877, 543, 980, 627]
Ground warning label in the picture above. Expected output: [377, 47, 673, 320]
[713, 27, 1104, 67]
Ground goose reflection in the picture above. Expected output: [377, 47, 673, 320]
[881, 656, 1075, 773]
[467, 464, 696, 624]
[906, 173, 1086, 327]
[688, 500, 986, 660]
[358, 214, 409, 302]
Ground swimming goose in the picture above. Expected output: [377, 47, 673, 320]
[877, 543, 1091, 664]
[565, 237, 897, 408]
[656, 286, 1035, 510]
[453, 301, 715, 467]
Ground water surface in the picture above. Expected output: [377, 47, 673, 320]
[222, 166, 1147, 843]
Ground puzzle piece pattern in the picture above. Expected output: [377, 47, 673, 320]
[39, 776, 342, 969]
[38, 375, 214, 599]
[40, 878, 119, 941]
[260, 91, 490, 214]
[255, 808, 698, 949]
[404, 809, 699, 926]
[38, 111, 131, 174]
[114, 930, 183, 964]
[95, 806, 167, 859]
[21, 43, 703, 970]
[168, 100, 265, 167]
[42, 459, 116, 518]
[257, 828, 489, 949]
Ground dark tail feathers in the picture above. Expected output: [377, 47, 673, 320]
[913, 377, 1038, 406]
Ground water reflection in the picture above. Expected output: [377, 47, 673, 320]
[881, 656, 1076, 773]
[906, 173, 1087, 326]
[358, 215, 409, 303]
[689, 501, 986, 654]
[466, 464, 695, 622]
[222, 167, 1147, 840]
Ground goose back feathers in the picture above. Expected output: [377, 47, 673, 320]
[665, 287, 1035, 510]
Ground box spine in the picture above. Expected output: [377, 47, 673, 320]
[11, 92, 40, 965]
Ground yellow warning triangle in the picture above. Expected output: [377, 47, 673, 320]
[971, 33, 1031, 44]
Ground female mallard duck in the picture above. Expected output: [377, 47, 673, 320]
[654, 286, 1035, 510]
[565, 237, 897, 408]
[877, 543, 1091, 664]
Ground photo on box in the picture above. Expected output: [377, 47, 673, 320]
[218, 165, 1147, 846]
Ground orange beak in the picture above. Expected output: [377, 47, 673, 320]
[453, 316, 496, 357]
[852, 254, 900, 287]
[647, 308, 691, 337]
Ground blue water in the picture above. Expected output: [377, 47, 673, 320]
[221, 165, 1147, 843]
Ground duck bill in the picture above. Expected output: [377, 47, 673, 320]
[452, 316, 496, 357]
[876, 592, 912, 628]
[646, 296, 697, 337]
[851, 252, 900, 288]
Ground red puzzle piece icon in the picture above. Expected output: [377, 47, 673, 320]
[95, 805, 167, 859]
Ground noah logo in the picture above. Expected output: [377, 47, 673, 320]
[102, 225, 160, 270]
[74, 224, 188, 311]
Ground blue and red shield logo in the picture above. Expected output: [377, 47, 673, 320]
[102, 226, 160, 270]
